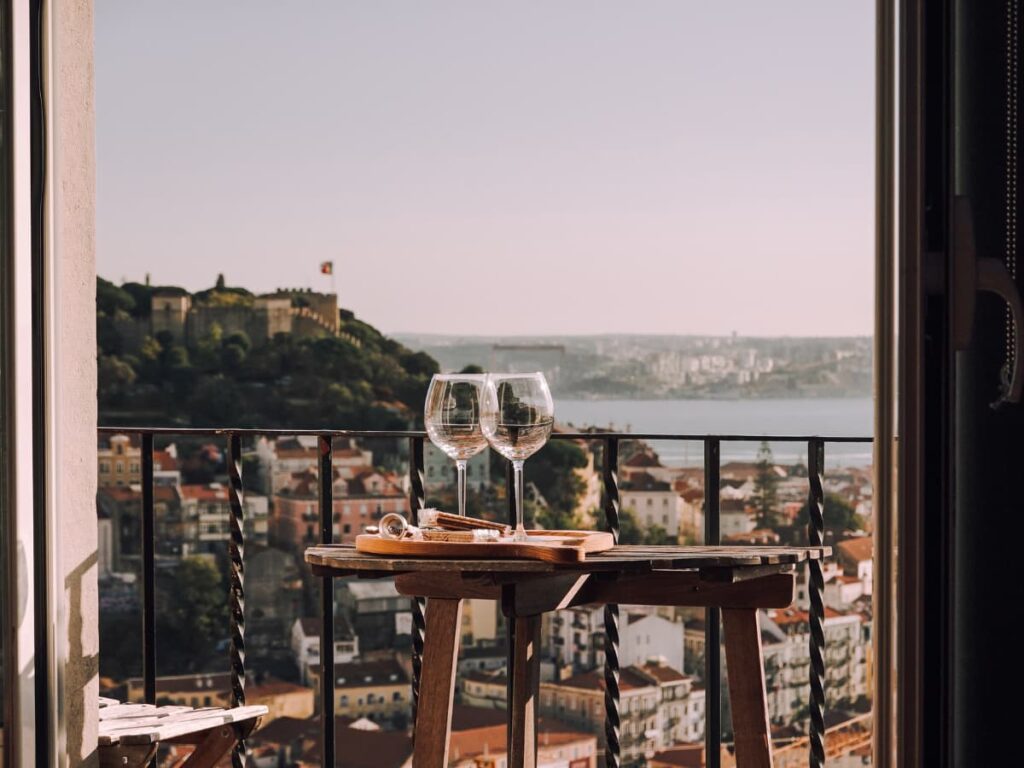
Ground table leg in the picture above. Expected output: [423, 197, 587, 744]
[413, 598, 463, 768]
[508, 613, 541, 768]
[722, 608, 773, 768]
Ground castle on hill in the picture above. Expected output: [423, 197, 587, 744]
[113, 287, 353, 352]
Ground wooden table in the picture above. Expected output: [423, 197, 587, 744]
[306, 544, 828, 768]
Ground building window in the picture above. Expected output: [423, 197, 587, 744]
[99, 462, 110, 473]
[115, 461, 124, 473]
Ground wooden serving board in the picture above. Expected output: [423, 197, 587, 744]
[355, 530, 614, 563]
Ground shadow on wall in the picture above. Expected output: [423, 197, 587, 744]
[65, 551, 99, 767]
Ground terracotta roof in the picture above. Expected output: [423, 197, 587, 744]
[451, 705, 507, 731]
[651, 744, 705, 767]
[555, 666, 654, 692]
[250, 715, 316, 745]
[450, 717, 593, 762]
[180, 483, 228, 502]
[837, 536, 873, 563]
[153, 450, 179, 471]
[679, 487, 704, 505]
[248, 678, 311, 699]
[640, 662, 688, 684]
[98, 486, 179, 504]
[624, 451, 662, 468]
[771, 606, 846, 627]
[621, 472, 671, 492]
[301, 725, 413, 768]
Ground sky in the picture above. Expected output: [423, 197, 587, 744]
[95, 1, 874, 337]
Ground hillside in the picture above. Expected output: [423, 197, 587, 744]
[97, 277, 439, 429]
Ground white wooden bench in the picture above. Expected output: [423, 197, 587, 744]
[98, 697, 268, 768]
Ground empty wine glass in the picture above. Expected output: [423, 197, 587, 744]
[424, 374, 489, 517]
[480, 373, 555, 541]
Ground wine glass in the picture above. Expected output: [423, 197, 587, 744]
[424, 374, 489, 517]
[480, 373, 555, 541]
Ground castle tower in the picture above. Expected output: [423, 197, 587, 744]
[150, 292, 191, 342]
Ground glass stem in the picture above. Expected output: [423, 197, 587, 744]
[513, 460, 526, 541]
[456, 460, 467, 517]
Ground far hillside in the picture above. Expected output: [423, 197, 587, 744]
[97, 275, 439, 429]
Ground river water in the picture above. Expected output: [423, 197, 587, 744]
[556, 397, 873, 467]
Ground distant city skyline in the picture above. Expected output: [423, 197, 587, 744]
[96, 1, 873, 337]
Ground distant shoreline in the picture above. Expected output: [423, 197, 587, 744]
[551, 392, 871, 402]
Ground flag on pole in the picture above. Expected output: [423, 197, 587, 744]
[320, 261, 334, 275]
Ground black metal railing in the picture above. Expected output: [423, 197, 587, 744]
[97, 426, 871, 768]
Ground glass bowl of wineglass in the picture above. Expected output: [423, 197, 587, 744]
[424, 373, 489, 517]
[480, 372, 554, 541]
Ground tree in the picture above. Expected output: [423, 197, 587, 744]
[617, 507, 643, 544]
[460, 364, 485, 374]
[215, 273, 226, 290]
[526, 441, 588, 523]
[98, 355, 137, 401]
[750, 440, 781, 529]
[154, 557, 230, 674]
[96, 277, 136, 316]
[616, 508, 674, 545]
[805, 493, 866, 538]
[643, 524, 673, 545]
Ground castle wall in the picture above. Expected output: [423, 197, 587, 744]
[186, 305, 258, 345]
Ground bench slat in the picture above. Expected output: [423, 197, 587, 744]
[112, 706, 268, 746]
[99, 708, 230, 736]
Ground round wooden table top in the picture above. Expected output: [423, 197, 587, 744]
[305, 543, 830, 576]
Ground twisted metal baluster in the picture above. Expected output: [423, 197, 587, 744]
[602, 438, 621, 768]
[227, 432, 248, 768]
[318, 435, 335, 768]
[807, 439, 826, 768]
[408, 436, 427, 733]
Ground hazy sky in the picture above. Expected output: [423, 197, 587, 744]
[96, 1, 874, 336]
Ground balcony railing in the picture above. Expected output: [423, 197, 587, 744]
[97, 425, 871, 768]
